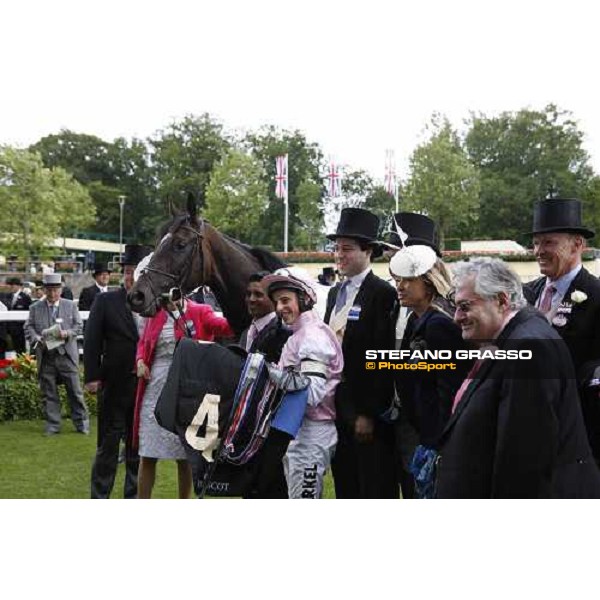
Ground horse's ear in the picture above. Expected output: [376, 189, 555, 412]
[186, 192, 197, 221]
[167, 197, 177, 217]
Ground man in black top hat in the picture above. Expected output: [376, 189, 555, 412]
[78, 262, 112, 311]
[317, 267, 336, 287]
[84, 244, 153, 498]
[523, 197, 600, 461]
[4, 276, 32, 353]
[324, 207, 398, 498]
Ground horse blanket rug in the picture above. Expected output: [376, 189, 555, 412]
[155, 338, 308, 497]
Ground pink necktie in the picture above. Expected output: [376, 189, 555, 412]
[538, 284, 556, 314]
[452, 359, 484, 414]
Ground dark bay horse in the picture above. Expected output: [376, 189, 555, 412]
[127, 201, 286, 335]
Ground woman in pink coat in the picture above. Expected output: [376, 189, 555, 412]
[134, 298, 233, 499]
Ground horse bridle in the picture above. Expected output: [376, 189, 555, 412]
[140, 218, 209, 310]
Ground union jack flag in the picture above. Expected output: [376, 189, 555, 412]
[327, 157, 342, 197]
[275, 154, 288, 201]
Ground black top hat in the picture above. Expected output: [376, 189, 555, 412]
[327, 208, 380, 243]
[91, 262, 112, 276]
[6, 277, 22, 286]
[531, 198, 594, 239]
[120, 244, 153, 266]
[392, 212, 441, 256]
[321, 267, 335, 277]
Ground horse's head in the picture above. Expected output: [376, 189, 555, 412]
[128, 196, 206, 316]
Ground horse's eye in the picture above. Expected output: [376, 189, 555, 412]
[175, 240, 187, 251]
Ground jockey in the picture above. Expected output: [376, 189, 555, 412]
[263, 272, 344, 499]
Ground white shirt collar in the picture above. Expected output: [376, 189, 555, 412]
[344, 266, 371, 290]
[252, 312, 276, 333]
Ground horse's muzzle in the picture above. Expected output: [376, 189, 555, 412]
[127, 288, 158, 317]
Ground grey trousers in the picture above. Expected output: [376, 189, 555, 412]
[39, 351, 89, 433]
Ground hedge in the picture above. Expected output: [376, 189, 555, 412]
[276, 250, 597, 263]
[0, 355, 97, 422]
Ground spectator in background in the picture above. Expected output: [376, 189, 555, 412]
[24, 273, 89, 436]
[317, 267, 336, 287]
[78, 263, 112, 311]
[5, 277, 31, 354]
[31, 281, 45, 303]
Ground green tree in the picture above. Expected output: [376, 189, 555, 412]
[150, 113, 232, 210]
[204, 150, 268, 243]
[363, 185, 397, 232]
[403, 116, 480, 247]
[0, 147, 95, 256]
[464, 104, 595, 244]
[30, 130, 156, 242]
[295, 180, 325, 249]
[245, 126, 323, 250]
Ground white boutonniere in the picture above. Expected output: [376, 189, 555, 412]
[571, 290, 588, 304]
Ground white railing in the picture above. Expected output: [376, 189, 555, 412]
[0, 311, 91, 322]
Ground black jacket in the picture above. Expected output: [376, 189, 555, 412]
[239, 315, 291, 364]
[436, 308, 600, 498]
[83, 287, 139, 385]
[325, 271, 397, 425]
[524, 267, 600, 457]
[396, 308, 473, 447]
[78, 284, 103, 311]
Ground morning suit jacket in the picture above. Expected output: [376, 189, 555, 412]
[78, 284, 103, 312]
[239, 315, 292, 364]
[324, 271, 397, 425]
[436, 308, 600, 498]
[24, 298, 83, 368]
[523, 267, 600, 385]
[6, 291, 32, 351]
[83, 287, 139, 384]
[6, 290, 32, 311]
[524, 266, 600, 457]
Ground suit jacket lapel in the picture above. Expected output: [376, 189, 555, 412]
[439, 309, 529, 442]
[441, 358, 495, 437]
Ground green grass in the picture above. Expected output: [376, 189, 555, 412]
[0, 418, 335, 499]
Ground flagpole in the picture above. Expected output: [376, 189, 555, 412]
[284, 179, 289, 253]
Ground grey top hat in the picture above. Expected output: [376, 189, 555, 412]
[532, 198, 595, 239]
[42, 273, 63, 287]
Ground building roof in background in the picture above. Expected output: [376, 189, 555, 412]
[49, 237, 122, 253]
[460, 240, 528, 254]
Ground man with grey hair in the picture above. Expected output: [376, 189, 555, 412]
[435, 258, 600, 498]
[523, 197, 600, 462]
